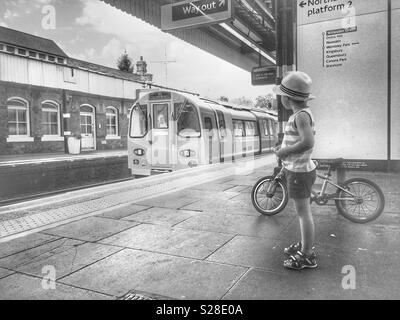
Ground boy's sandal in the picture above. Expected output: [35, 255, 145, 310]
[284, 242, 302, 255]
[284, 242, 316, 256]
[283, 251, 318, 270]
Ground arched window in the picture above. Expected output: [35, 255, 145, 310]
[7, 98, 30, 137]
[106, 106, 119, 137]
[42, 101, 61, 136]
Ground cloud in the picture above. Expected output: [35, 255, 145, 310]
[73, 0, 271, 100]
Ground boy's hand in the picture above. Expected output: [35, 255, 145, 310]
[275, 147, 288, 160]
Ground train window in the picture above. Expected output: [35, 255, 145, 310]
[245, 121, 259, 137]
[204, 117, 214, 137]
[130, 104, 147, 138]
[216, 111, 227, 137]
[263, 119, 271, 136]
[233, 120, 244, 137]
[177, 104, 200, 138]
[153, 104, 169, 129]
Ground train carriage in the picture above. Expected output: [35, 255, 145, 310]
[128, 90, 277, 176]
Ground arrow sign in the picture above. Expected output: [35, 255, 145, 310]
[161, 0, 233, 31]
[171, 0, 229, 21]
[299, 1, 307, 8]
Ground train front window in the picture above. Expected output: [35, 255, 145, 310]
[153, 103, 169, 129]
[130, 104, 148, 138]
[177, 104, 200, 138]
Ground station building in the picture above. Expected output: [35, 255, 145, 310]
[0, 26, 153, 155]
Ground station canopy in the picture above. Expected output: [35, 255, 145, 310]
[101, 0, 276, 72]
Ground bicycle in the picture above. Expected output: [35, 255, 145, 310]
[251, 158, 385, 223]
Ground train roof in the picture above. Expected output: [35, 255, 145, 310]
[138, 90, 277, 120]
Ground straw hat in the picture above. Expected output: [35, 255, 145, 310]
[273, 71, 316, 101]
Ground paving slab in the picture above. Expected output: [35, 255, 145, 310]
[223, 268, 378, 300]
[98, 204, 151, 220]
[122, 207, 200, 227]
[180, 199, 263, 216]
[0, 267, 14, 279]
[135, 194, 198, 210]
[174, 213, 295, 239]
[223, 185, 252, 193]
[206, 236, 288, 271]
[0, 233, 59, 259]
[99, 224, 234, 259]
[174, 189, 241, 201]
[0, 273, 112, 300]
[281, 215, 400, 254]
[191, 183, 233, 192]
[60, 248, 247, 300]
[0, 238, 82, 270]
[42, 217, 139, 242]
[14, 242, 122, 280]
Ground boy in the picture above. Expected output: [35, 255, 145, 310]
[273, 71, 318, 270]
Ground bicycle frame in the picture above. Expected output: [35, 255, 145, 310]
[273, 164, 357, 202]
[313, 171, 357, 201]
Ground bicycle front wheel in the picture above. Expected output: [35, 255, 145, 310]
[335, 178, 385, 223]
[251, 176, 289, 216]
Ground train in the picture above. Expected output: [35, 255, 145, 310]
[128, 90, 278, 176]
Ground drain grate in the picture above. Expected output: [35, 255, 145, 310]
[119, 292, 155, 300]
[118, 290, 174, 301]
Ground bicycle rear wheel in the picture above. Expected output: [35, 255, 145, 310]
[251, 176, 288, 216]
[335, 178, 385, 223]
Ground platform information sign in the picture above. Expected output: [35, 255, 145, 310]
[161, 0, 233, 31]
[296, 0, 391, 162]
[251, 66, 276, 86]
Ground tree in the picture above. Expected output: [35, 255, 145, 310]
[219, 96, 229, 102]
[255, 94, 274, 110]
[117, 52, 134, 73]
[231, 96, 254, 107]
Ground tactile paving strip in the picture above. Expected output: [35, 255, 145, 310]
[0, 157, 274, 239]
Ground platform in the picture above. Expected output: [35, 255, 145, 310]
[0, 150, 130, 202]
[0, 154, 399, 300]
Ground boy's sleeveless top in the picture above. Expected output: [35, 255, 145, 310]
[281, 108, 316, 173]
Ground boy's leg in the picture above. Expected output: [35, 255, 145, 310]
[294, 198, 314, 256]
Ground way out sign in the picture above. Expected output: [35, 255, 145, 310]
[251, 66, 276, 86]
[161, 0, 233, 31]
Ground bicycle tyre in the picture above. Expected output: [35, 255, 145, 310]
[251, 176, 289, 216]
[335, 178, 385, 223]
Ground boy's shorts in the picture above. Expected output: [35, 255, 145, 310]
[284, 169, 316, 199]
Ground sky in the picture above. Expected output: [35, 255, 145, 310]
[0, 0, 274, 102]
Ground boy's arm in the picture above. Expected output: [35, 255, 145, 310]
[276, 112, 315, 158]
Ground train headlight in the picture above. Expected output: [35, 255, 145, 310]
[133, 159, 139, 165]
[188, 161, 198, 168]
[134, 149, 145, 156]
[179, 149, 196, 158]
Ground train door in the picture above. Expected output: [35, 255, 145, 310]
[215, 110, 230, 163]
[151, 102, 172, 169]
[202, 112, 219, 164]
[129, 103, 151, 176]
[233, 119, 245, 158]
[263, 119, 272, 149]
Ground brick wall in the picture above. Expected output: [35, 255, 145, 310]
[0, 81, 135, 155]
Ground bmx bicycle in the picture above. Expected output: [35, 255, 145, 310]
[251, 158, 385, 223]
